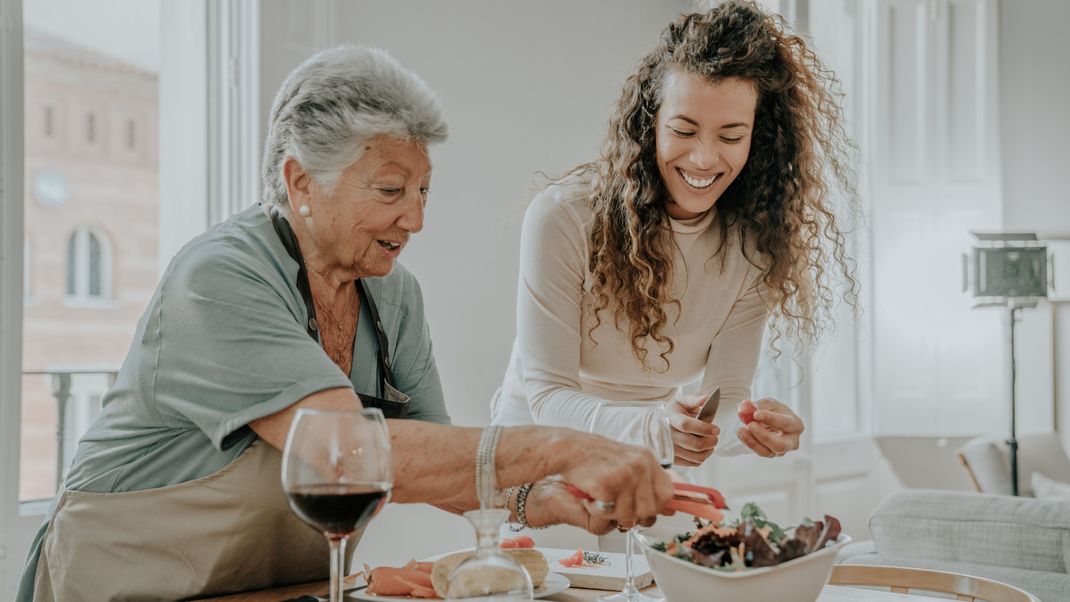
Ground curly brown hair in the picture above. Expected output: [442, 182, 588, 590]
[580, 1, 858, 371]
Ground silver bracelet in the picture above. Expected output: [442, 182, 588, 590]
[475, 425, 504, 509]
[503, 486, 518, 525]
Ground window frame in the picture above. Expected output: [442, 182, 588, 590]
[0, 0, 33, 586]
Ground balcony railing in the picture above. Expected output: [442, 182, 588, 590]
[22, 369, 119, 490]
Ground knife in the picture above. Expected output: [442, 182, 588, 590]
[697, 388, 721, 423]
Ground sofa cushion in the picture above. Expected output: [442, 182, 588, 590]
[869, 490, 1070, 573]
[1032, 472, 1070, 500]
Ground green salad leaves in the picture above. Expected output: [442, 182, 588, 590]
[654, 503, 842, 571]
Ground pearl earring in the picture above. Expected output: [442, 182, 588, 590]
[298, 205, 311, 217]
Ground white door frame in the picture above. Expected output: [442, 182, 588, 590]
[0, 0, 30, 592]
[206, 0, 262, 223]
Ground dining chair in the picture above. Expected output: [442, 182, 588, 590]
[829, 565, 1041, 602]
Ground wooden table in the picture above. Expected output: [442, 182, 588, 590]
[200, 581, 954, 601]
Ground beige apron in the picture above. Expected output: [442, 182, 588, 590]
[33, 440, 359, 601]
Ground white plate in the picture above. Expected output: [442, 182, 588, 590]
[540, 547, 652, 591]
[349, 571, 570, 601]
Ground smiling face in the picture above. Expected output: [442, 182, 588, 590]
[300, 135, 432, 279]
[654, 70, 758, 219]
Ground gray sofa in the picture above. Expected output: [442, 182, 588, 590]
[839, 489, 1070, 602]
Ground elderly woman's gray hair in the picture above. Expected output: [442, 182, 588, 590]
[262, 45, 449, 207]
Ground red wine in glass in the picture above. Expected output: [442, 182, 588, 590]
[287, 483, 390, 537]
[282, 408, 393, 602]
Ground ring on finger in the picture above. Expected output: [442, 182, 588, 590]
[594, 499, 617, 512]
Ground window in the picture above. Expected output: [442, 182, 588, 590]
[65, 227, 112, 302]
[4, 1, 222, 595]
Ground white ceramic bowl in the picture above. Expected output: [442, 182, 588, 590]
[636, 532, 851, 602]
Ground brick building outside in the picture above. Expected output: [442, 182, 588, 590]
[20, 30, 159, 501]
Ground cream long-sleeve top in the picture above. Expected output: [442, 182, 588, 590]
[490, 178, 769, 456]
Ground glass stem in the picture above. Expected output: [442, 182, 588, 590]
[476, 525, 498, 554]
[623, 527, 638, 596]
[328, 536, 347, 602]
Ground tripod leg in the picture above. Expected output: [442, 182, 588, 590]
[1009, 306, 1020, 496]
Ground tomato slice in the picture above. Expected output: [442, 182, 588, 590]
[559, 548, 585, 567]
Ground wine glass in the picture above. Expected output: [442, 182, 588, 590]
[589, 401, 673, 602]
[445, 508, 533, 601]
[282, 408, 393, 602]
[445, 430, 532, 601]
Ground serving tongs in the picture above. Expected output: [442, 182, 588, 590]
[563, 477, 728, 524]
[667, 481, 727, 523]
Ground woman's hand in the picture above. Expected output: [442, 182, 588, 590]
[735, 398, 804, 458]
[666, 396, 720, 467]
[553, 430, 675, 528]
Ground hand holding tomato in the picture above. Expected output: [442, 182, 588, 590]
[735, 398, 803, 458]
[738, 400, 757, 424]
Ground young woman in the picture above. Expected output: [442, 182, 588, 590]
[492, 1, 856, 467]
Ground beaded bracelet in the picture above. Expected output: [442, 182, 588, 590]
[511, 481, 548, 531]
[510, 482, 534, 531]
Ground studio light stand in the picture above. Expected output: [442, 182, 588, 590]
[964, 232, 1051, 496]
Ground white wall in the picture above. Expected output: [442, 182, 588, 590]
[329, 0, 691, 427]
[1000, 0, 1070, 232]
[255, 0, 692, 565]
[998, 0, 1070, 450]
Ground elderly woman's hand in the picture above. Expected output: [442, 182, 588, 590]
[521, 479, 659, 535]
[735, 398, 804, 458]
[552, 430, 675, 528]
[666, 395, 720, 467]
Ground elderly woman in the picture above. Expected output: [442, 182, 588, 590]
[16, 46, 674, 602]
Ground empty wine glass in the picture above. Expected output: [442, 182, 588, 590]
[589, 401, 673, 602]
[282, 408, 393, 602]
[445, 429, 532, 601]
[445, 507, 533, 601]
